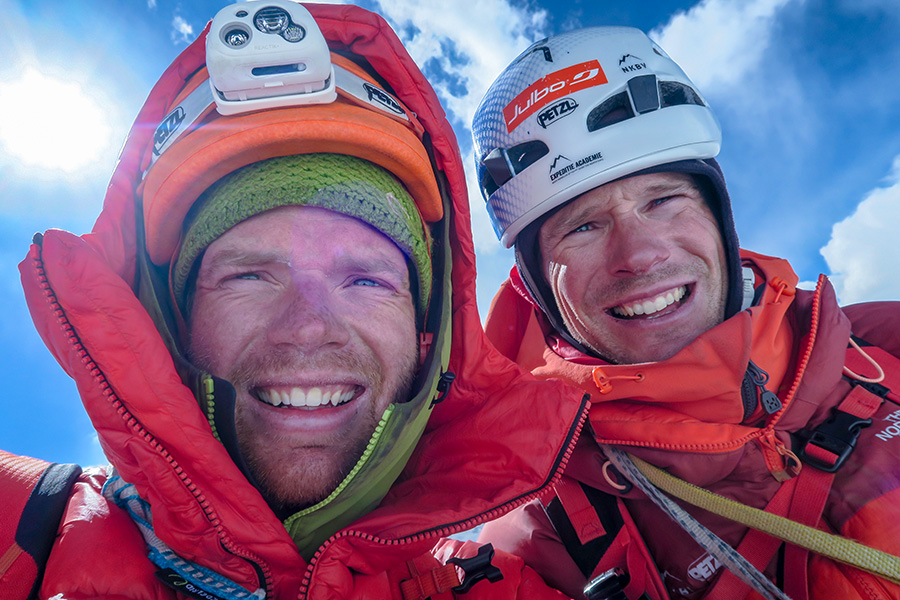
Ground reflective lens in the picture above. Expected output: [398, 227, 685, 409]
[223, 28, 250, 48]
[283, 25, 305, 43]
[254, 7, 289, 33]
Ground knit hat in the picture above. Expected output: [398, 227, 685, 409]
[171, 153, 432, 318]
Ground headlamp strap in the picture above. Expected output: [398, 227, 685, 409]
[145, 64, 410, 180]
[148, 82, 217, 175]
[333, 65, 409, 122]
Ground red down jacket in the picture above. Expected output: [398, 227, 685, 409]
[481, 250, 900, 600]
[14, 4, 588, 599]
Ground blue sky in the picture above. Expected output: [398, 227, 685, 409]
[2, 0, 899, 466]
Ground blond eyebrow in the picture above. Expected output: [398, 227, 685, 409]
[202, 248, 289, 270]
[544, 177, 699, 240]
[330, 252, 409, 278]
[202, 247, 410, 281]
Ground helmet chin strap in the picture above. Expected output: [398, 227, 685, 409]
[513, 243, 597, 358]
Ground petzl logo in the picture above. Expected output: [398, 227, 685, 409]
[619, 54, 648, 73]
[363, 82, 404, 115]
[503, 59, 607, 132]
[155, 569, 227, 600]
[153, 107, 186, 156]
[537, 98, 578, 128]
[687, 553, 721, 582]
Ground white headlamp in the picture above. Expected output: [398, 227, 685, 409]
[207, 0, 336, 115]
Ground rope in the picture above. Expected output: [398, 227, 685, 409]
[603, 446, 791, 600]
[623, 450, 900, 585]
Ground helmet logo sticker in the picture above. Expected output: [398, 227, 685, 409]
[537, 98, 578, 129]
[549, 150, 604, 183]
[503, 60, 607, 132]
[153, 107, 186, 156]
[619, 54, 648, 74]
[362, 82, 405, 115]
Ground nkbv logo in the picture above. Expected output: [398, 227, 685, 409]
[503, 60, 607, 132]
[619, 54, 648, 74]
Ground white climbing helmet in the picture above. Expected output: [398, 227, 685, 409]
[473, 26, 722, 247]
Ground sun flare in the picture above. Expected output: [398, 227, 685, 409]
[0, 69, 113, 173]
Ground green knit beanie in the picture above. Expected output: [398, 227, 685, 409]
[171, 154, 432, 318]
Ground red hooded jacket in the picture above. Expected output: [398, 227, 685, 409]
[481, 250, 900, 600]
[9, 5, 589, 599]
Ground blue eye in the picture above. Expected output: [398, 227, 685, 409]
[572, 223, 592, 233]
[234, 272, 261, 280]
[352, 278, 380, 287]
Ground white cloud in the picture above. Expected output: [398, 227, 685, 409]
[375, 0, 549, 253]
[820, 155, 900, 305]
[650, 0, 800, 93]
[172, 15, 194, 44]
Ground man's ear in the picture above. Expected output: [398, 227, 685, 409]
[419, 332, 433, 366]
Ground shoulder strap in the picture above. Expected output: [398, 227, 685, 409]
[0, 451, 81, 600]
[542, 478, 625, 579]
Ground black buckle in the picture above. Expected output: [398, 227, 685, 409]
[448, 543, 504, 593]
[800, 407, 872, 472]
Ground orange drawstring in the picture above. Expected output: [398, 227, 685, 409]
[770, 276, 796, 304]
[592, 367, 644, 394]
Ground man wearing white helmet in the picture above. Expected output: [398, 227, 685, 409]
[0, 3, 584, 599]
[473, 27, 900, 600]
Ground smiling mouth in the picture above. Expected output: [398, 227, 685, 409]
[609, 285, 690, 319]
[252, 385, 361, 408]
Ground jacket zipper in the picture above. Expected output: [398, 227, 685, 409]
[593, 275, 825, 456]
[29, 241, 274, 597]
[296, 393, 591, 599]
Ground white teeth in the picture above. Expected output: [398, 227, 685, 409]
[612, 285, 686, 318]
[289, 388, 306, 407]
[258, 386, 356, 408]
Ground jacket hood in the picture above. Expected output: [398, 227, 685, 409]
[20, 3, 588, 596]
[487, 250, 855, 480]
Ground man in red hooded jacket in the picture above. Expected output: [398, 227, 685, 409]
[471, 26, 900, 600]
[0, 3, 589, 599]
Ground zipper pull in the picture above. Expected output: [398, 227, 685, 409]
[747, 361, 783, 415]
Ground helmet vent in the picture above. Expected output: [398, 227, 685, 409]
[586, 81, 706, 133]
[660, 81, 706, 108]
[586, 92, 635, 132]
[480, 140, 549, 197]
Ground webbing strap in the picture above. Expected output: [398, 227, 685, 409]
[786, 382, 884, 600]
[542, 480, 626, 579]
[554, 477, 607, 545]
[0, 543, 25, 575]
[399, 561, 459, 600]
[704, 478, 797, 600]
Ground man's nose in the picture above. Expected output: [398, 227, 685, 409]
[266, 282, 350, 351]
[607, 216, 670, 276]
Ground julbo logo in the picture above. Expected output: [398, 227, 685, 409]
[503, 60, 607, 132]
